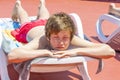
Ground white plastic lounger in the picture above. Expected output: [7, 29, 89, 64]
[96, 14, 120, 51]
[30, 13, 92, 80]
[0, 13, 97, 80]
[0, 28, 10, 80]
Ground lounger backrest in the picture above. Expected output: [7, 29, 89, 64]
[69, 13, 84, 39]
[96, 14, 120, 51]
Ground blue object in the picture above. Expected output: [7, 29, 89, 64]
[13, 21, 20, 29]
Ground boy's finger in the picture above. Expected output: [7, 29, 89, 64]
[53, 52, 63, 55]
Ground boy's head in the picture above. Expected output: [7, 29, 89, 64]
[45, 12, 76, 50]
[45, 12, 75, 40]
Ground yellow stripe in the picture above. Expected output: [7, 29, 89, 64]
[2, 30, 15, 40]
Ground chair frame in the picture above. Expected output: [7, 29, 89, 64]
[96, 14, 120, 51]
[0, 13, 95, 80]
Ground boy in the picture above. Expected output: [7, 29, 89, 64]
[8, 0, 115, 63]
[0, 1, 115, 80]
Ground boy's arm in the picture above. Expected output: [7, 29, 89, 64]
[54, 35, 115, 59]
[8, 36, 52, 63]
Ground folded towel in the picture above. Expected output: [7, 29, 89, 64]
[2, 30, 22, 53]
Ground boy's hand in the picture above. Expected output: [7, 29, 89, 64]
[53, 50, 77, 58]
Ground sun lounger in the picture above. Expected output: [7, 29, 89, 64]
[96, 14, 120, 51]
[0, 13, 100, 80]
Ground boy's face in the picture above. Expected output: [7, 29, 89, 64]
[49, 30, 71, 51]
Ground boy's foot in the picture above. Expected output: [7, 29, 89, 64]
[36, 0, 46, 19]
[108, 3, 120, 18]
[11, 0, 21, 22]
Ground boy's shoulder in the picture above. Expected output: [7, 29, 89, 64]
[36, 35, 49, 49]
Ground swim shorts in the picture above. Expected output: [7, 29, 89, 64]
[11, 19, 47, 43]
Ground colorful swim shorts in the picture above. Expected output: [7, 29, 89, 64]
[11, 19, 47, 43]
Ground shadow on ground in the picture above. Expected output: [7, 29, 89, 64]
[8, 64, 83, 80]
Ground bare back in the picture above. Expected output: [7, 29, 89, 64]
[26, 26, 45, 42]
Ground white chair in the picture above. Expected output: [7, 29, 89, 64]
[0, 27, 10, 80]
[30, 13, 92, 80]
[96, 14, 120, 51]
[0, 13, 94, 80]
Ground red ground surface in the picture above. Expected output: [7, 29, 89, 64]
[0, 0, 120, 80]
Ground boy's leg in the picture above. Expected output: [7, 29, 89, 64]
[36, 0, 50, 20]
[11, 0, 30, 24]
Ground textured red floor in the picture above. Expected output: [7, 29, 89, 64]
[0, 0, 120, 80]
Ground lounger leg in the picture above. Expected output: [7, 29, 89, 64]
[0, 50, 10, 80]
[0, 29, 10, 80]
[77, 62, 91, 80]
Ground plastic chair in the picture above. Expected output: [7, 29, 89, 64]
[0, 13, 94, 80]
[30, 13, 92, 80]
[0, 27, 10, 80]
[96, 14, 120, 51]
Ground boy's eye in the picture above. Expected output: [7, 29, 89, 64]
[53, 36, 59, 40]
[63, 37, 69, 40]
